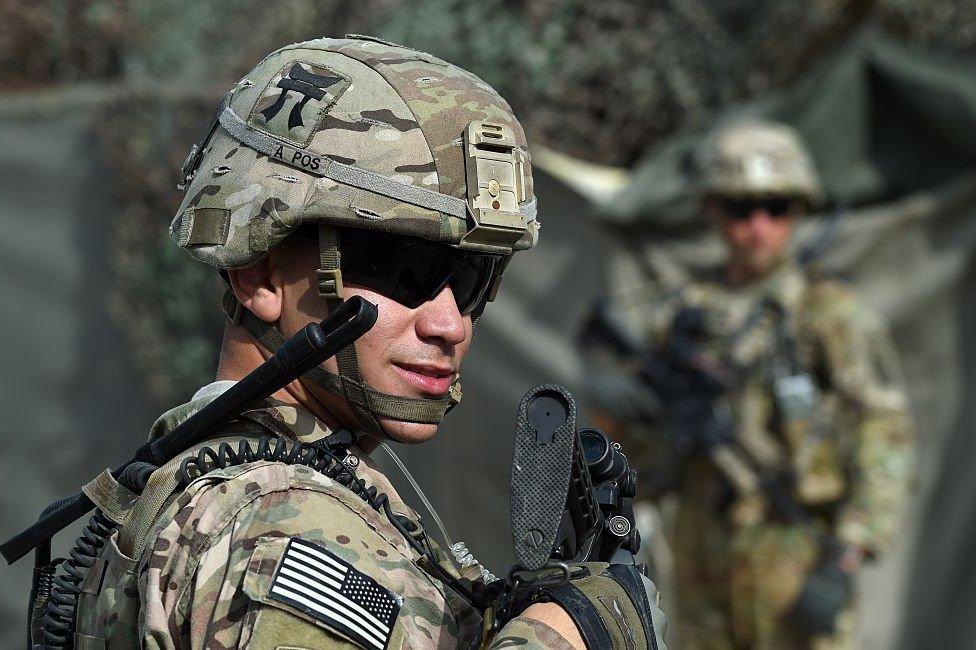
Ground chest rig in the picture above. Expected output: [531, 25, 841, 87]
[675, 272, 847, 516]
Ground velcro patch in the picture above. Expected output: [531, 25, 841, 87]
[269, 538, 401, 650]
[249, 61, 351, 148]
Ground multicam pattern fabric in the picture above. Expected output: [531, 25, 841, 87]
[696, 119, 823, 202]
[98, 394, 572, 649]
[248, 61, 352, 148]
[587, 261, 913, 649]
[171, 35, 537, 271]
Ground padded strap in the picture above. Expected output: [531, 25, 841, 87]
[117, 433, 265, 560]
[607, 564, 661, 650]
[542, 562, 665, 650]
[545, 580, 612, 647]
[81, 470, 140, 527]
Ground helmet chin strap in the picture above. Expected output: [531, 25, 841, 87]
[220, 225, 459, 439]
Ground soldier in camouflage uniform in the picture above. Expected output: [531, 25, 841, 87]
[582, 120, 913, 649]
[54, 36, 668, 649]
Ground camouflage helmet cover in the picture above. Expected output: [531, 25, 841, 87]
[170, 35, 538, 269]
[697, 118, 823, 204]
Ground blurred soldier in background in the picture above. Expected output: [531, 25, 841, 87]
[35, 36, 667, 649]
[582, 119, 914, 649]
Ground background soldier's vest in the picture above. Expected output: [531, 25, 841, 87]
[681, 274, 849, 517]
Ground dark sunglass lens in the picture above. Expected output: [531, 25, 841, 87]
[340, 229, 497, 313]
[722, 197, 795, 220]
[450, 255, 496, 315]
[722, 198, 753, 220]
[764, 198, 793, 217]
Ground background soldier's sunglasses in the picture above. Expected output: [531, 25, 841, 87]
[719, 196, 799, 220]
[339, 229, 501, 316]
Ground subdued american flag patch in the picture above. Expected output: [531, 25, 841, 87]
[269, 537, 401, 650]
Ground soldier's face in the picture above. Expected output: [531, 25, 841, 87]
[272, 236, 472, 444]
[709, 195, 798, 276]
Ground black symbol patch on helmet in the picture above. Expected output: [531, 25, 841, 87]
[249, 61, 351, 148]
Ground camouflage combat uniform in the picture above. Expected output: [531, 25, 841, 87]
[595, 259, 913, 650]
[140, 388, 574, 649]
[74, 384, 574, 648]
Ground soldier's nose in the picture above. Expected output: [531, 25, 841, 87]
[415, 285, 467, 347]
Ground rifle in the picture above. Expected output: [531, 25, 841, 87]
[581, 301, 767, 500]
[486, 383, 642, 633]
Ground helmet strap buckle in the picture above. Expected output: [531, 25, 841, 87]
[316, 268, 344, 300]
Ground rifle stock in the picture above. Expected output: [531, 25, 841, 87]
[509, 384, 640, 572]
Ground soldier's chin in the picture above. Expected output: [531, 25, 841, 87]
[746, 250, 781, 275]
[379, 418, 439, 444]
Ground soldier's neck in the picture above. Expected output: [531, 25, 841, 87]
[724, 256, 788, 287]
[725, 262, 761, 287]
[215, 324, 350, 435]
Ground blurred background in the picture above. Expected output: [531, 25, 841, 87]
[1, 1, 975, 648]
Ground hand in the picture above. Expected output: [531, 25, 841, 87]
[788, 553, 853, 636]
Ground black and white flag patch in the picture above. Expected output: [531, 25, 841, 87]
[269, 537, 402, 650]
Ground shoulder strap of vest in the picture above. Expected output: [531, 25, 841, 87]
[117, 430, 266, 561]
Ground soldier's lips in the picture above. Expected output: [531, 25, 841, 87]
[391, 362, 453, 396]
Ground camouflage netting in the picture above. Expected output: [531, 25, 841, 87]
[5, 1, 976, 160]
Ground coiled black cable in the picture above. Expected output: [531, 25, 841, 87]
[39, 462, 156, 649]
[178, 435, 346, 485]
[41, 510, 116, 648]
[39, 434, 484, 649]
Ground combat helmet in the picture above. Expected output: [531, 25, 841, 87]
[171, 35, 538, 435]
[697, 118, 823, 205]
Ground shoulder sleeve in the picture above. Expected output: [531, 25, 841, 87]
[804, 281, 915, 554]
[139, 461, 478, 649]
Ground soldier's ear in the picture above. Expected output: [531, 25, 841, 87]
[227, 257, 284, 324]
[702, 195, 722, 221]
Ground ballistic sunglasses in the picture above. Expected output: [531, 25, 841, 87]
[338, 228, 502, 316]
[719, 196, 799, 220]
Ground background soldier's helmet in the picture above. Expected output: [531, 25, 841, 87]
[696, 118, 823, 205]
[170, 35, 539, 434]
